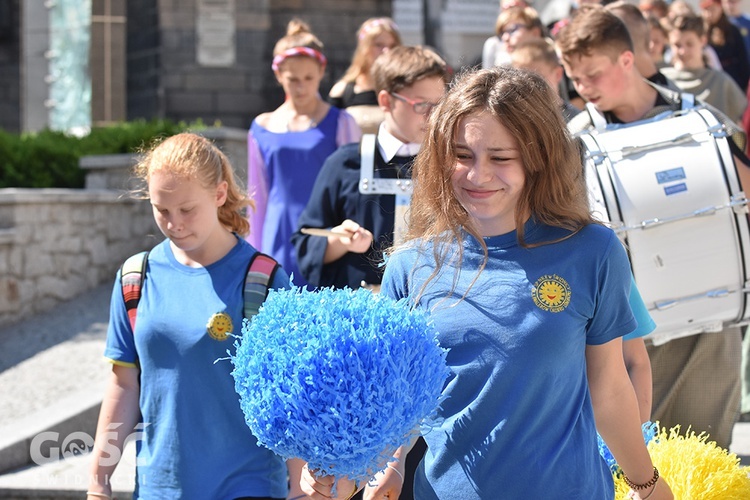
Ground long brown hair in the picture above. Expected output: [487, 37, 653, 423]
[399, 66, 592, 295]
[134, 133, 252, 236]
[341, 17, 402, 83]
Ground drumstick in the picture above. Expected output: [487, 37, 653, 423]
[300, 227, 351, 238]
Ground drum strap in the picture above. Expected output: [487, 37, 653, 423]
[680, 93, 695, 110]
[586, 92, 696, 131]
[585, 103, 608, 132]
[727, 133, 750, 168]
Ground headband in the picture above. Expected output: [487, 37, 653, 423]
[271, 47, 327, 71]
[358, 18, 399, 40]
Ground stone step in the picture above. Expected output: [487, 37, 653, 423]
[0, 441, 136, 499]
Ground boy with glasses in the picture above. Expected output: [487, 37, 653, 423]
[482, 6, 545, 68]
[292, 45, 449, 291]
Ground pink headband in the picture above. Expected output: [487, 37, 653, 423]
[271, 47, 327, 71]
[358, 19, 399, 40]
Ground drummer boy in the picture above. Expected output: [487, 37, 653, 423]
[557, 5, 747, 449]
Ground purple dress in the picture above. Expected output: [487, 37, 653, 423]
[248, 106, 360, 286]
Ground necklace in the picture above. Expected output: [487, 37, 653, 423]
[287, 114, 317, 131]
[286, 101, 322, 132]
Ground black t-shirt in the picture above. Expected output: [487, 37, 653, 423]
[328, 81, 378, 108]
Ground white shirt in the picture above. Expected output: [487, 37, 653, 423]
[376, 123, 421, 161]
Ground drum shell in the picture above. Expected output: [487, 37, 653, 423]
[579, 108, 750, 344]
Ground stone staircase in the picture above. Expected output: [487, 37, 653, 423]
[0, 283, 134, 498]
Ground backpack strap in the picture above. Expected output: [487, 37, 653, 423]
[120, 251, 149, 333]
[244, 252, 280, 319]
[119, 250, 278, 339]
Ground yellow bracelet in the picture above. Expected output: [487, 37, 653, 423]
[86, 493, 111, 499]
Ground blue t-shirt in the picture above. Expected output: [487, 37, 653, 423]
[105, 236, 289, 499]
[381, 219, 637, 500]
[624, 277, 655, 340]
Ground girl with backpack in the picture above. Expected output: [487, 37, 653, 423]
[87, 133, 302, 500]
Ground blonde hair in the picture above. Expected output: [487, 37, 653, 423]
[606, 1, 652, 52]
[273, 18, 324, 57]
[341, 17, 402, 83]
[495, 6, 546, 36]
[134, 133, 252, 236]
[399, 66, 592, 296]
[510, 38, 560, 70]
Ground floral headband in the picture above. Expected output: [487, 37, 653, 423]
[271, 47, 327, 71]
[358, 18, 399, 40]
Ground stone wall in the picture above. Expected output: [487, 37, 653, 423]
[0, 190, 159, 327]
[80, 126, 248, 190]
[0, 126, 248, 327]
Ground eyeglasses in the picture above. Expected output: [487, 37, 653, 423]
[501, 24, 530, 36]
[390, 92, 437, 115]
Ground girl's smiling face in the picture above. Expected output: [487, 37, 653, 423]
[450, 111, 527, 237]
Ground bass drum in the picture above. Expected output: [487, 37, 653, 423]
[578, 107, 750, 345]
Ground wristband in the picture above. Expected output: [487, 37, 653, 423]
[387, 464, 404, 484]
[623, 466, 660, 490]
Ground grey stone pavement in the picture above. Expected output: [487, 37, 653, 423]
[0, 284, 748, 498]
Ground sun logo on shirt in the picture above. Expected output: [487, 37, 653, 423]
[206, 312, 233, 341]
[532, 274, 571, 313]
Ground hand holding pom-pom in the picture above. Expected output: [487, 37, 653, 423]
[231, 287, 450, 485]
[301, 463, 360, 500]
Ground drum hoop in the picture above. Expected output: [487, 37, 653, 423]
[694, 108, 750, 326]
[580, 132, 624, 233]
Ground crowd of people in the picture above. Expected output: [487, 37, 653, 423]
[85, 1, 750, 498]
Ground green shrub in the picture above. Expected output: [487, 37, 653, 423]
[0, 119, 202, 188]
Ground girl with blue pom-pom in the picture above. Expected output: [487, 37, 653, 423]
[302, 67, 674, 499]
[86, 133, 304, 500]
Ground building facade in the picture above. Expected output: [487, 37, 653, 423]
[0, 0, 648, 134]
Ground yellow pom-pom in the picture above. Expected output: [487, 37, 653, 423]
[614, 424, 750, 499]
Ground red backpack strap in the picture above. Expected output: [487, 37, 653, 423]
[120, 251, 149, 333]
[244, 252, 280, 319]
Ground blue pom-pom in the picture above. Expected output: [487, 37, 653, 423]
[230, 287, 450, 481]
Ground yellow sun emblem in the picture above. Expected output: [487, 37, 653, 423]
[206, 312, 233, 341]
[532, 274, 571, 313]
